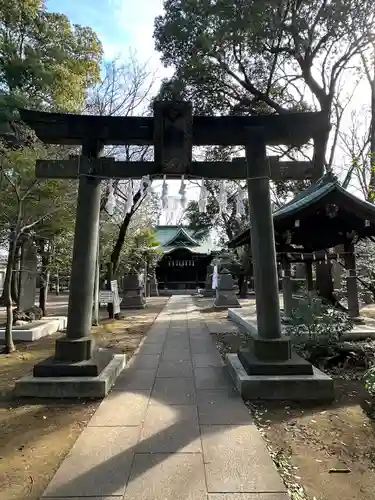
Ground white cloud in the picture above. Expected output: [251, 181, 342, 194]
[102, 0, 172, 93]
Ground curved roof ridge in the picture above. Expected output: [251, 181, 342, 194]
[163, 227, 200, 247]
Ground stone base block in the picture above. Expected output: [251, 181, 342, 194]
[238, 349, 313, 376]
[201, 289, 215, 297]
[55, 336, 93, 362]
[248, 333, 292, 361]
[120, 295, 146, 309]
[33, 357, 101, 377]
[0, 316, 67, 342]
[227, 353, 334, 401]
[14, 354, 126, 399]
[214, 291, 241, 309]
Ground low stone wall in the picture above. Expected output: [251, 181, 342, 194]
[228, 307, 375, 342]
[0, 316, 67, 342]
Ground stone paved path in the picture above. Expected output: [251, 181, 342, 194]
[42, 296, 289, 500]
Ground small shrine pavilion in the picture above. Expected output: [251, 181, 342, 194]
[229, 174, 375, 319]
[154, 225, 219, 290]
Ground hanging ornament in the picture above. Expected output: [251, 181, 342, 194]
[179, 175, 187, 209]
[218, 181, 227, 213]
[162, 175, 168, 209]
[236, 189, 245, 218]
[198, 179, 208, 213]
[140, 175, 150, 196]
[125, 180, 133, 213]
[105, 180, 116, 215]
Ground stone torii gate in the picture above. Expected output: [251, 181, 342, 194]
[16, 101, 326, 398]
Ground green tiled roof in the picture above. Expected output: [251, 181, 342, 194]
[154, 225, 219, 254]
[274, 177, 336, 220]
[229, 173, 375, 248]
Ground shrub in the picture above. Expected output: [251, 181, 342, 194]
[286, 296, 353, 356]
[364, 366, 375, 395]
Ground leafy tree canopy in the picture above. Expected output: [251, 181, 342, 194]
[155, 0, 374, 116]
[0, 0, 103, 124]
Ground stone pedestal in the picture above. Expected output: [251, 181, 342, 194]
[120, 274, 146, 309]
[202, 264, 215, 297]
[213, 268, 241, 309]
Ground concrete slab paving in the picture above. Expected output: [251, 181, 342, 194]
[123, 453, 207, 500]
[41, 295, 288, 500]
[88, 391, 150, 427]
[197, 389, 252, 426]
[157, 360, 194, 378]
[194, 366, 229, 389]
[208, 495, 290, 500]
[138, 404, 201, 453]
[44, 497, 123, 499]
[151, 377, 196, 405]
[137, 342, 164, 355]
[193, 352, 223, 368]
[201, 424, 286, 493]
[190, 339, 218, 354]
[128, 354, 161, 369]
[42, 426, 140, 497]
[112, 369, 157, 391]
[162, 347, 192, 361]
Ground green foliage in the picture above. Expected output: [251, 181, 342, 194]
[155, 0, 374, 114]
[0, 143, 76, 240]
[286, 297, 352, 353]
[0, 0, 103, 123]
[124, 227, 162, 275]
[364, 365, 375, 395]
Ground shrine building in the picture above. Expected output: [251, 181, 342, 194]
[154, 226, 219, 291]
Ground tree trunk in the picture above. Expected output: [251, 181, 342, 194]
[92, 236, 100, 326]
[367, 60, 375, 200]
[55, 270, 60, 296]
[0, 238, 13, 306]
[38, 241, 50, 317]
[312, 125, 329, 179]
[11, 243, 21, 304]
[110, 185, 146, 276]
[4, 234, 17, 353]
[110, 212, 132, 276]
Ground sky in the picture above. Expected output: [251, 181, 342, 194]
[46, 0, 192, 220]
[46, 0, 166, 69]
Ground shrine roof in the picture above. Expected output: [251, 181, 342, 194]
[229, 174, 375, 250]
[154, 226, 218, 254]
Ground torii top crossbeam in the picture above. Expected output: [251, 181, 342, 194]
[20, 101, 325, 181]
[20, 102, 324, 147]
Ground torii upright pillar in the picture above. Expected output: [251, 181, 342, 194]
[33, 139, 103, 376]
[237, 130, 316, 383]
